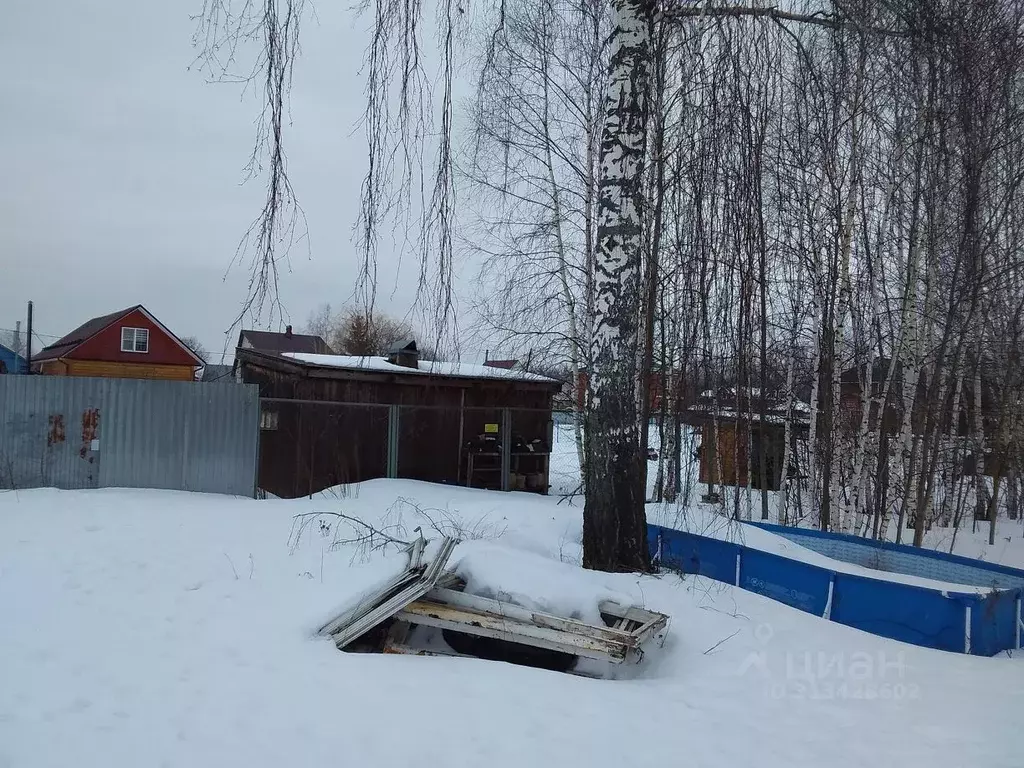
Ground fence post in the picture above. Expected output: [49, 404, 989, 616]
[500, 407, 511, 492]
[734, 550, 741, 586]
[822, 574, 835, 620]
[387, 405, 399, 478]
[655, 532, 663, 565]
[1016, 593, 1022, 651]
[964, 603, 973, 655]
[252, 392, 262, 498]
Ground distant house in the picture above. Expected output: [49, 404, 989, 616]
[0, 343, 27, 375]
[483, 359, 518, 370]
[232, 326, 335, 381]
[682, 387, 812, 492]
[838, 359, 996, 437]
[237, 326, 335, 356]
[32, 305, 203, 381]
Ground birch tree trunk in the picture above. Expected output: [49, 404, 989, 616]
[583, 0, 653, 572]
[778, 312, 799, 526]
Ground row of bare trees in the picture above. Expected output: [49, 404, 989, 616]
[200, 0, 1024, 567]
[304, 304, 436, 357]
[465, 0, 1024, 550]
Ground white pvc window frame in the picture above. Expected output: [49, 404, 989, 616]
[120, 327, 150, 353]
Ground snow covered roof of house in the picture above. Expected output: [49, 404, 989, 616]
[283, 353, 559, 383]
[684, 386, 812, 427]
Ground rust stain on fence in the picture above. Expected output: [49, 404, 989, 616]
[80, 408, 100, 458]
[47, 414, 66, 446]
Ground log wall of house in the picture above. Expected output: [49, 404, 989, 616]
[60, 361, 196, 381]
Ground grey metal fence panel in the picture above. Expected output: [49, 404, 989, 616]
[0, 376, 258, 496]
[184, 384, 260, 495]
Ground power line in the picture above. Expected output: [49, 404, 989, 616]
[0, 326, 62, 341]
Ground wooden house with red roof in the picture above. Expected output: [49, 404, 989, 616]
[32, 306, 203, 381]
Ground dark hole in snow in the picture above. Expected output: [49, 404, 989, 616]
[441, 629, 577, 673]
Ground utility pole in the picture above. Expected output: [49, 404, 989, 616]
[26, 301, 33, 373]
[14, 320, 21, 356]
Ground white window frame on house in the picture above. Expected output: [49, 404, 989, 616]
[121, 327, 150, 353]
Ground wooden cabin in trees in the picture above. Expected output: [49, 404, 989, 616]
[838, 359, 1001, 476]
[838, 359, 997, 437]
[682, 388, 811, 492]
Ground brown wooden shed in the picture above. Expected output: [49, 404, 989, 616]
[682, 388, 811, 492]
[236, 345, 562, 498]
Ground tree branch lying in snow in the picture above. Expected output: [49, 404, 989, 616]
[703, 629, 741, 655]
[288, 499, 507, 562]
[390, 497, 508, 543]
[288, 511, 411, 560]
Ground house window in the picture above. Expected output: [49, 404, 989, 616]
[260, 408, 279, 431]
[121, 327, 150, 353]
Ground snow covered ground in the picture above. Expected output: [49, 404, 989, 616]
[2, 481, 1023, 767]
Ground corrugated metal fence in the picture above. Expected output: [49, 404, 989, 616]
[0, 376, 259, 496]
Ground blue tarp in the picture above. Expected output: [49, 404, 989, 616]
[650, 524, 740, 583]
[830, 573, 970, 652]
[649, 523, 1022, 656]
[739, 548, 832, 615]
[970, 588, 1023, 656]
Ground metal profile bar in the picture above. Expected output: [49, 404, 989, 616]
[457, 390, 465, 480]
[597, 603, 662, 625]
[823, 575, 835, 620]
[430, 588, 637, 645]
[259, 397, 556, 413]
[408, 535, 426, 571]
[629, 616, 667, 646]
[500, 407, 511, 492]
[319, 536, 456, 647]
[386, 404, 399, 478]
[964, 605, 973, 655]
[1016, 595, 1022, 650]
[319, 571, 420, 638]
[420, 538, 458, 586]
[260, 397, 391, 408]
[396, 601, 629, 662]
[597, 602, 669, 644]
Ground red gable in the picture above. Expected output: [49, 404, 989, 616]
[63, 307, 201, 366]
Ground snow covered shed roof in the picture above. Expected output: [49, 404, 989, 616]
[682, 386, 812, 428]
[282, 353, 560, 384]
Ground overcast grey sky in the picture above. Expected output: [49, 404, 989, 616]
[0, 1, 443, 363]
